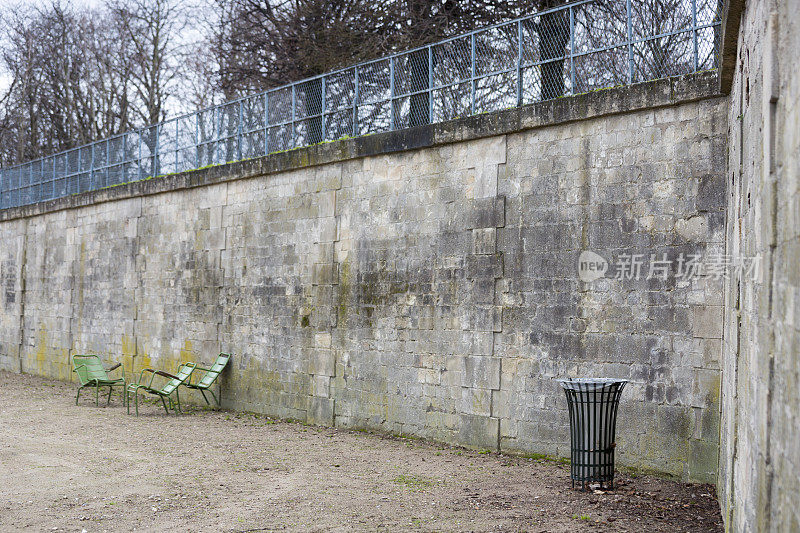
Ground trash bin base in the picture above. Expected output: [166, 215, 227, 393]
[572, 479, 615, 491]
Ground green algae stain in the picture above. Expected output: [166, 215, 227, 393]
[337, 258, 351, 322]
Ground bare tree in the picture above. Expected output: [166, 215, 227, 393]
[184, 40, 220, 111]
[103, 0, 197, 174]
[208, 0, 571, 135]
[108, 0, 190, 126]
[207, 0, 398, 144]
[0, 1, 141, 166]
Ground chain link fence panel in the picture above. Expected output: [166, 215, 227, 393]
[0, 0, 722, 210]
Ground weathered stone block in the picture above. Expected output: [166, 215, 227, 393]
[688, 439, 719, 484]
[460, 388, 492, 417]
[309, 348, 336, 377]
[307, 396, 335, 426]
[466, 254, 503, 279]
[462, 356, 501, 390]
[457, 414, 499, 451]
[312, 263, 338, 286]
[465, 197, 505, 229]
[692, 305, 723, 339]
[472, 228, 497, 255]
[318, 190, 336, 218]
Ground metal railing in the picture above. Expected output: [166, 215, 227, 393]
[0, 0, 722, 210]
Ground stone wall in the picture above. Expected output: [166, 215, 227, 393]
[0, 73, 726, 481]
[719, 0, 800, 530]
[0, 218, 25, 373]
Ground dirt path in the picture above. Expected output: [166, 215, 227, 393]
[0, 371, 723, 532]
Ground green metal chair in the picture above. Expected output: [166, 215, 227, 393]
[181, 353, 231, 406]
[72, 354, 126, 407]
[126, 362, 196, 416]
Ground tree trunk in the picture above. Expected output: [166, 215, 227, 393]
[305, 78, 324, 144]
[409, 48, 430, 127]
[538, 7, 570, 100]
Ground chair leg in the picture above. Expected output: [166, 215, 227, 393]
[160, 395, 169, 414]
[127, 388, 131, 415]
[199, 389, 210, 405]
[135, 389, 140, 416]
[208, 389, 219, 406]
[95, 383, 100, 406]
[107, 386, 113, 405]
[175, 389, 181, 413]
[76, 386, 82, 405]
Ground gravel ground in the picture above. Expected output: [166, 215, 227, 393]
[0, 371, 723, 532]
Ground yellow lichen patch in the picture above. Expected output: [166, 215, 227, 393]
[120, 334, 138, 378]
[132, 350, 152, 381]
[57, 347, 71, 381]
[179, 339, 194, 365]
[32, 326, 49, 377]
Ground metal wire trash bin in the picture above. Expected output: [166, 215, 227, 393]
[557, 378, 627, 490]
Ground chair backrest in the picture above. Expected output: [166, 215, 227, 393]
[160, 362, 197, 394]
[197, 353, 231, 388]
[72, 355, 108, 385]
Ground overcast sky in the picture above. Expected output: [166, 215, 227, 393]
[0, 0, 102, 8]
